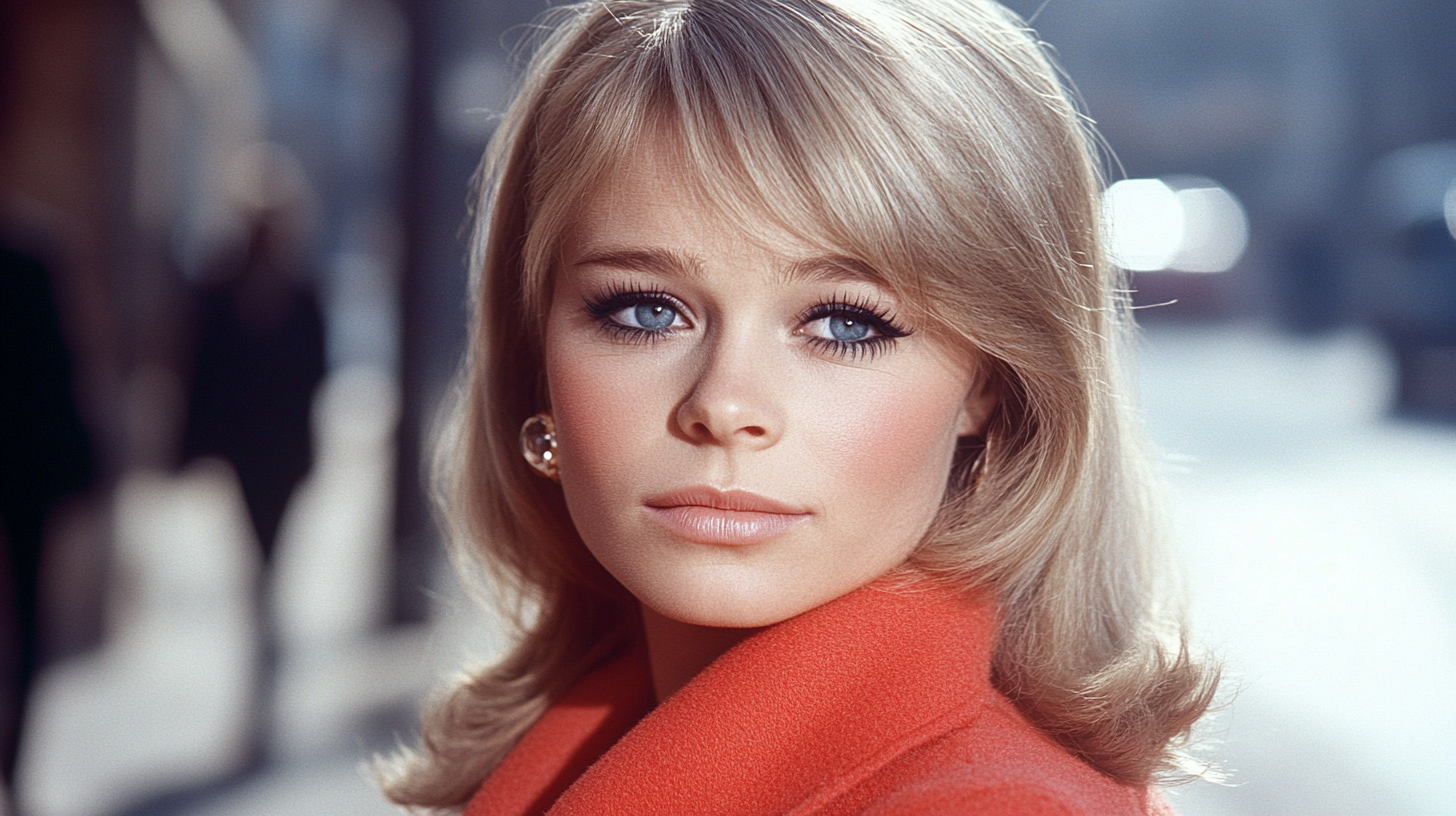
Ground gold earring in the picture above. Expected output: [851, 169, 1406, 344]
[968, 437, 989, 486]
[520, 413, 559, 480]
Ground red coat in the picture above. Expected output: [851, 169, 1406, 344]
[464, 578, 1176, 815]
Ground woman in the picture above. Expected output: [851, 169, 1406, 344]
[381, 0, 1219, 813]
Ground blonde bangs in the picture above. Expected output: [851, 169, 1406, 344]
[519, 0, 1094, 339]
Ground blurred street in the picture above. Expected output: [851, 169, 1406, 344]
[1144, 325, 1456, 816]
[3, 1, 1454, 814]
[9, 323, 1455, 816]
[14, 365, 505, 816]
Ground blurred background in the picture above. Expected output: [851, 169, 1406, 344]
[0, 0, 1453, 814]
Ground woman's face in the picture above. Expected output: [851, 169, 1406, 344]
[543, 142, 995, 629]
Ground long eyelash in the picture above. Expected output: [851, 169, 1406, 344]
[582, 281, 671, 317]
[800, 292, 912, 361]
[582, 282, 684, 344]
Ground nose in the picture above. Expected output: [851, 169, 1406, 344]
[673, 333, 784, 449]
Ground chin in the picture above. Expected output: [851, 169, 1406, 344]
[628, 567, 859, 630]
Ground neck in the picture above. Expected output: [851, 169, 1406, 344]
[640, 606, 762, 703]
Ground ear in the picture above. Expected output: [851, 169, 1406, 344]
[955, 366, 999, 438]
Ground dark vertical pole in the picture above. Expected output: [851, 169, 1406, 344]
[390, 0, 548, 625]
[392, 0, 438, 625]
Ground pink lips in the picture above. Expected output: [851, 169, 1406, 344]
[643, 487, 809, 546]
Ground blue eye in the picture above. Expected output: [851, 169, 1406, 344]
[632, 302, 677, 330]
[827, 315, 870, 342]
[584, 286, 689, 342]
[803, 310, 887, 344]
[799, 297, 911, 361]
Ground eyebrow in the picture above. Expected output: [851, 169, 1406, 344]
[572, 247, 706, 279]
[777, 256, 886, 286]
[573, 246, 886, 286]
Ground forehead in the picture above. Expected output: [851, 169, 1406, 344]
[564, 137, 887, 290]
[522, 103, 949, 338]
[571, 140, 799, 254]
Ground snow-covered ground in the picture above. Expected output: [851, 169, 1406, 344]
[14, 326, 1456, 816]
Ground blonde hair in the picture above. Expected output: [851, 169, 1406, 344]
[380, 0, 1218, 808]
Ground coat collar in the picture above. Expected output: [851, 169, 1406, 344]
[467, 576, 1000, 816]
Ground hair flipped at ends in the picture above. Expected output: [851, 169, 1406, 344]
[388, 0, 1218, 807]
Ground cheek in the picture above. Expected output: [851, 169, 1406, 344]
[551, 363, 657, 467]
[799, 366, 968, 514]
[542, 328, 676, 514]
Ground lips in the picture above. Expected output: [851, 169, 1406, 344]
[643, 487, 809, 546]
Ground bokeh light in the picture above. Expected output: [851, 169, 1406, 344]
[1103, 177, 1250, 273]
[1103, 178, 1185, 271]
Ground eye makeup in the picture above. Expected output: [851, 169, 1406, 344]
[797, 291, 911, 362]
[583, 282, 691, 344]
[580, 279, 913, 360]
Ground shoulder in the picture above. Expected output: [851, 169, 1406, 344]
[822, 697, 1175, 816]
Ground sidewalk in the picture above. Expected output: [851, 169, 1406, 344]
[15, 366, 502, 816]
[1142, 326, 1456, 816]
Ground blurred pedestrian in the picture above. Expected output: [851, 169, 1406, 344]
[1, 242, 96, 808]
[180, 146, 326, 768]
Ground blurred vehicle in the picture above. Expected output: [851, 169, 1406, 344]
[1364, 142, 1456, 418]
